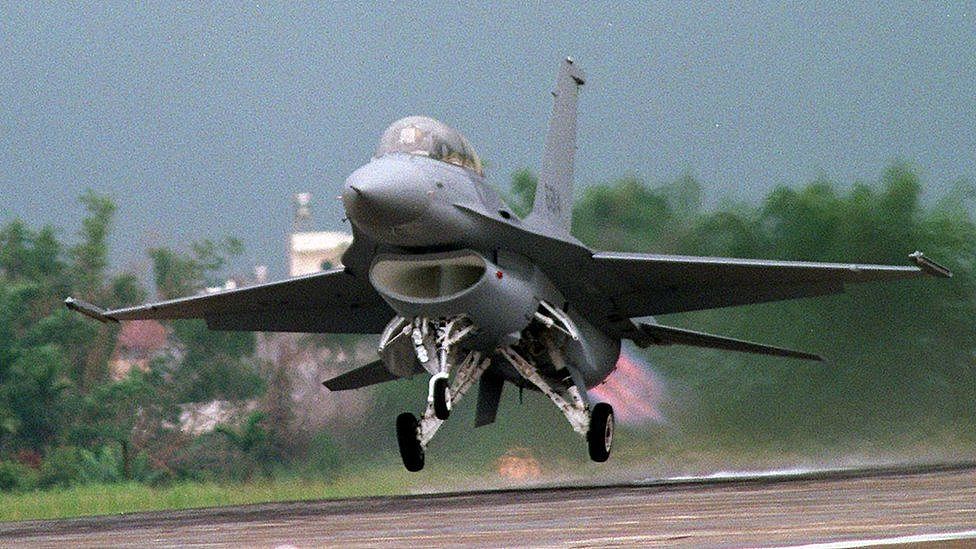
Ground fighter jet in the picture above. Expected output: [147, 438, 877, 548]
[67, 58, 951, 471]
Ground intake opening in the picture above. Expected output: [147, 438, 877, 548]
[371, 252, 487, 300]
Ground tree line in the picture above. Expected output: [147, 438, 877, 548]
[1, 163, 974, 492]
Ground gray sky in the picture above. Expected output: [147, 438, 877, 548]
[2, 2, 974, 278]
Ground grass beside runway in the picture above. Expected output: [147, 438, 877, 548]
[0, 460, 518, 522]
[3, 430, 973, 523]
[0, 470, 407, 522]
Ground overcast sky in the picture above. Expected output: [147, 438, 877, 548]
[2, 2, 974, 277]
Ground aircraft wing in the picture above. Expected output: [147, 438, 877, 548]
[452, 203, 951, 319]
[593, 251, 951, 317]
[65, 268, 395, 334]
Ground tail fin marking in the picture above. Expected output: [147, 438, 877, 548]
[526, 57, 585, 234]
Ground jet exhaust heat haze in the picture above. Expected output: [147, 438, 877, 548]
[589, 348, 666, 425]
[65, 58, 951, 472]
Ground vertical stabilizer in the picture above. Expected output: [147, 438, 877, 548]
[526, 57, 585, 235]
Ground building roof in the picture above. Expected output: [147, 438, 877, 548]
[290, 231, 353, 252]
[116, 319, 168, 352]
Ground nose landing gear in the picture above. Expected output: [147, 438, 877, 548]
[396, 316, 487, 471]
[396, 412, 424, 472]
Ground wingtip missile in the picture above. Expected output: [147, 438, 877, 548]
[64, 297, 117, 323]
[909, 251, 952, 278]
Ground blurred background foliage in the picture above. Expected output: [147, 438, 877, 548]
[572, 165, 976, 451]
[0, 163, 974, 495]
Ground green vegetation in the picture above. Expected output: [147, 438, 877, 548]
[0, 194, 346, 517]
[0, 163, 974, 521]
[567, 166, 976, 451]
[0, 476, 402, 522]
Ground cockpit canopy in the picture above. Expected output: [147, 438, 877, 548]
[375, 116, 483, 176]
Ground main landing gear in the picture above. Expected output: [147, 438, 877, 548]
[391, 308, 615, 471]
[587, 402, 614, 462]
[499, 345, 614, 464]
[431, 375, 451, 420]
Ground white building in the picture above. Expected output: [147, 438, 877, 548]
[288, 192, 352, 276]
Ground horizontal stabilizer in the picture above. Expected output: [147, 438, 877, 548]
[635, 323, 823, 362]
[323, 360, 399, 391]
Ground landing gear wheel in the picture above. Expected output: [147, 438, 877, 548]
[432, 377, 451, 420]
[396, 412, 424, 472]
[587, 403, 614, 463]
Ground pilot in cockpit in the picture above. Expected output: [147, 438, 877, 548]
[375, 116, 483, 176]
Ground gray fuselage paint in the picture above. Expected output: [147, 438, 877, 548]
[342, 153, 620, 389]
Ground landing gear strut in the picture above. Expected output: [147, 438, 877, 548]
[500, 343, 614, 464]
[392, 307, 617, 470]
[396, 316, 488, 471]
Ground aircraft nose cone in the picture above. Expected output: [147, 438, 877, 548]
[342, 158, 429, 227]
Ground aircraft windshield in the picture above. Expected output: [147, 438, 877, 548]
[375, 116, 483, 175]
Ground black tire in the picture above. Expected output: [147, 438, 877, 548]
[432, 377, 451, 420]
[587, 402, 614, 463]
[396, 412, 424, 472]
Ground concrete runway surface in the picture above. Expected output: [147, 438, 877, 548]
[1, 462, 974, 548]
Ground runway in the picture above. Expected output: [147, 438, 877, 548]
[1, 462, 974, 548]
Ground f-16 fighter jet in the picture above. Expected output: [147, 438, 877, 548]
[67, 58, 951, 471]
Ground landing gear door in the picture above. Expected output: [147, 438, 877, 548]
[379, 317, 422, 378]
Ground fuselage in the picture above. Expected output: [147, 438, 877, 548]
[339, 121, 620, 389]
[342, 153, 503, 249]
